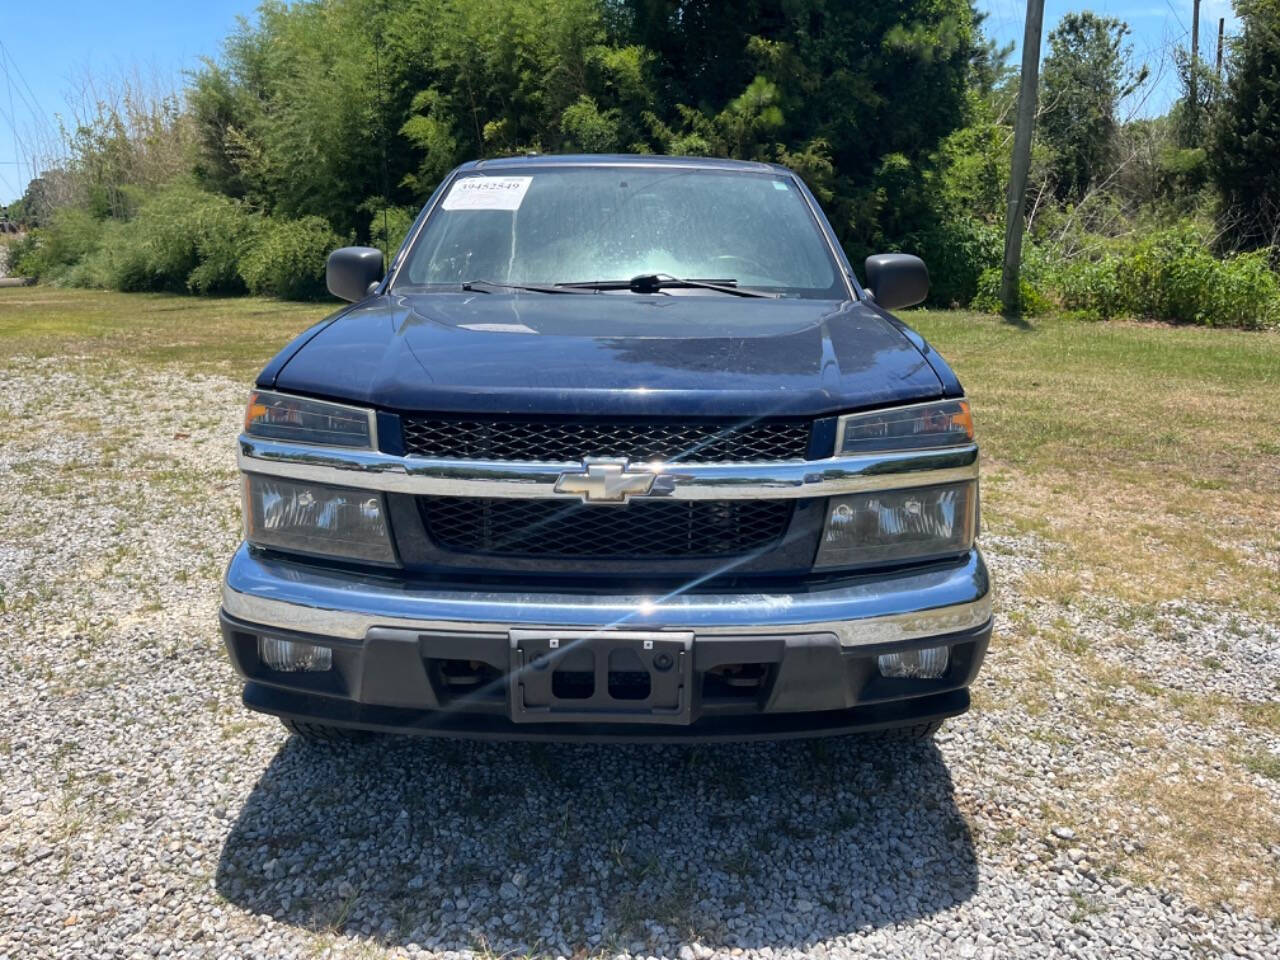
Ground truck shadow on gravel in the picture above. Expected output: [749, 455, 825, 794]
[215, 733, 976, 953]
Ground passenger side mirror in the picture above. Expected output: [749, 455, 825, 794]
[864, 253, 929, 310]
[327, 246, 385, 302]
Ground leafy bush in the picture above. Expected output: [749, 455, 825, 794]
[1118, 223, 1214, 323]
[63, 220, 138, 290]
[13, 188, 343, 301]
[187, 199, 260, 294]
[364, 203, 416, 259]
[13, 208, 103, 281]
[65, 186, 259, 294]
[560, 95, 622, 152]
[1054, 255, 1124, 320]
[239, 217, 345, 300]
[913, 216, 1003, 307]
[1031, 223, 1280, 328]
[1202, 250, 1280, 330]
[971, 265, 1052, 316]
[1117, 224, 1280, 328]
[3, 232, 38, 277]
[0, 236, 15, 276]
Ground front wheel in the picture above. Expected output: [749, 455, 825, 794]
[280, 717, 374, 744]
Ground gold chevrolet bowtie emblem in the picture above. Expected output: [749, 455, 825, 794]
[554, 459, 656, 504]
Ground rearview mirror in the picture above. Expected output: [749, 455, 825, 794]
[327, 246, 384, 302]
[864, 253, 929, 310]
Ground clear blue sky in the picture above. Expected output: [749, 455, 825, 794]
[0, 0, 1242, 206]
[0, 0, 251, 204]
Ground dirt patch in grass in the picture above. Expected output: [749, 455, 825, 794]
[985, 466, 1280, 618]
[1100, 752, 1280, 921]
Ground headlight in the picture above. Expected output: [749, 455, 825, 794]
[837, 399, 972, 454]
[814, 481, 976, 568]
[243, 474, 396, 564]
[244, 390, 374, 448]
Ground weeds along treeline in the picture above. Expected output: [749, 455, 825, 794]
[4, 0, 1280, 326]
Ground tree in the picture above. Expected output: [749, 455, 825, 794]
[1212, 0, 1280, 250]
[185, 0, 982, 264]
[188, 0, 400, 235]
[620, 0, 982, 258]
[1170, 45, 1223, 149]
[1039, 12, 1146, 201]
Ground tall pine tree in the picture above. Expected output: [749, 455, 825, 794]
[1212, 0, 1280, 250]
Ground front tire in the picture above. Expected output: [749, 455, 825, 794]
[280, 717, 373, 744]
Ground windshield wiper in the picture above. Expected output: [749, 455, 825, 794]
[460, 279, 592, 295]
[556, 274, 780, 298]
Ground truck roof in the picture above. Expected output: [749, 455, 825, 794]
[466, 153, 786, 174]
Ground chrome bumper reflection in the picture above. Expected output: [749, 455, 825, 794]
[221, 544, 992, 647]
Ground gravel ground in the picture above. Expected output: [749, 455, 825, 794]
[1, 356, 1277, 959]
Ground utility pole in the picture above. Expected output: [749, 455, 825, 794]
[1000, 0, 1046, 317]
[1190, 0, 1201, 113]
[1216, 17, 1225, 78]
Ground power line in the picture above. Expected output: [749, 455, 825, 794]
[0, 39, 53, 186]
[1, 43, 23, 184]
[1163, 0, 1189, 37]
[0, 40, 47, 121]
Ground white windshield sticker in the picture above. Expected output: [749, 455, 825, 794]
[441, 176, 533, 211]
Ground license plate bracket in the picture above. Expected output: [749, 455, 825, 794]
[509, 629, 694, 724]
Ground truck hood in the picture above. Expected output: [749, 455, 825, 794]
[271, 293, 945, 417]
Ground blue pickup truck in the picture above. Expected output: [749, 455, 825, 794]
[220, 154, 991, 743]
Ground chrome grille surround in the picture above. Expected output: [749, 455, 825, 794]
[237, 436, 979, 501]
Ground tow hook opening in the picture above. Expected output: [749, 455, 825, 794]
[704, 662, 769, 698]
[437, 659, 501, 692]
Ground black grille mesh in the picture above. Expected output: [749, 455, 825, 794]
[418, 497, 794, 559]
[400, 417, 810, 463]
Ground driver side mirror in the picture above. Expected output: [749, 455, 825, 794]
[327, 246, 384, 302]
[864, 253, 929, 310]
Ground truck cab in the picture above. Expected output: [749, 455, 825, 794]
[220, 155, 991, 742]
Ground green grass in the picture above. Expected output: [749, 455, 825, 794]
[0, 288, 328, 378]
[909, 309, 1280, 477]
[1243, 751, 1280, 782]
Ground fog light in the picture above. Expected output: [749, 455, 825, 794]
[259, 636, 332, 672]
[878, 645, 949, 679]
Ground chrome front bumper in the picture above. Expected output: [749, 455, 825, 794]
[221, 543, 991, 645]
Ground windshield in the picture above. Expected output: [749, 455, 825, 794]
[394, 166, 847, 300]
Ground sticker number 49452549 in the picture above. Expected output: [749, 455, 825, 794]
[441, 176, 533, 211]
